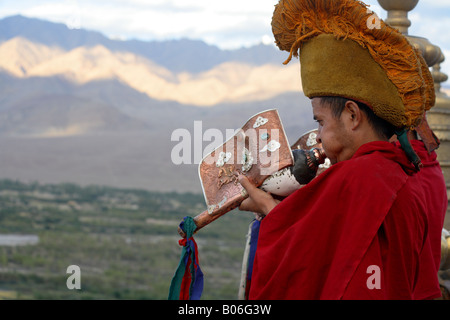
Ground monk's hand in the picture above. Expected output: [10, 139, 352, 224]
[238, 175, 279, 218]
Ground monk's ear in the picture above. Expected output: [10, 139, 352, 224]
[343, 100, 363, 130]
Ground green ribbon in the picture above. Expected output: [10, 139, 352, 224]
[395, 129, 422, 171]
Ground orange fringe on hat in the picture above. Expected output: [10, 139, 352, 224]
[271, 0, 435, 129]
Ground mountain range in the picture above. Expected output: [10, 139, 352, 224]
[0, 15, 316, 193]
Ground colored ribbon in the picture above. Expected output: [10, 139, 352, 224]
[396, 129, 422, 171]
[168, 216, 204, 300]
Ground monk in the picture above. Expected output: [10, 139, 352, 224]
[238, 0, 444, 300]
[393, 136, 447, 299]
[240, 97, 428, 299]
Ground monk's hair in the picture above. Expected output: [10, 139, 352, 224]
[319, 96, 396, 140]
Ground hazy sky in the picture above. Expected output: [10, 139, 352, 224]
[1, 0, 449, 79]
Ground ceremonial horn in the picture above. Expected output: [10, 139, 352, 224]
[177, 110, 328, 238]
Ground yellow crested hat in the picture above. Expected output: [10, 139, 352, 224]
[271, 0, 435, 130]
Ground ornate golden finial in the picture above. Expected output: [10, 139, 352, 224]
[378, 0, 441, 67]
[433, 51, 449, 95]
[409, 36, 442, 68]
[377, 0, 418, 34]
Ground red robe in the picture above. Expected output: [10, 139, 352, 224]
[398, 140, 447, 299]
[249, 141, 430, 300]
